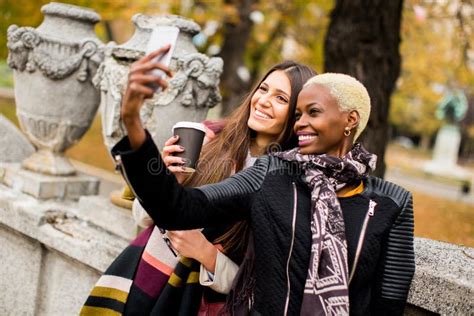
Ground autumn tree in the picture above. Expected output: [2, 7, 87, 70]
[217, 0, 257, 116]
[0, 0, 154, 58]
[324, 0, 404, 177]
[216, 0, 329, 115]
[390, 0, 474, 151]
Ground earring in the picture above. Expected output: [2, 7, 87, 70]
[344, 127, 351, 137]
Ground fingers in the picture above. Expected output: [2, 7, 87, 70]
[164, 155, 186, 166]
[131, 61, 173, 78]
[167, 230, 201, 240]
[162, 144, 185, 156]
[204, 126, 216, 140]
[128, 73, 168, 87]
[127, 82, 155, 98]
[168, 166, 188, 174]
[126, 46, 173, 100]
[167, 230, 177, 240]
[141, 45, 171, 63]
[128, 74, 168, 93]
[164, 135, 179, 146]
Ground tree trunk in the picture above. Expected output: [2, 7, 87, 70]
[103, 21, 115, 43]
[218, 0, 256, 116]
[324, 0, 404, 178]
[419, 134, 431, 151]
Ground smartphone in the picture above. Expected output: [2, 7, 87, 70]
[145, 26, 180, 91]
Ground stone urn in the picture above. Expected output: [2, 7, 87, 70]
[94, 14, 223, 152]
[7, 2, 104, 176]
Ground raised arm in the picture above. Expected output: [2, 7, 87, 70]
[115, 48, 267, 229]
[112, 131, 269, 230]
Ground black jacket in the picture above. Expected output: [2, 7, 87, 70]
[112, 132, 415, 316]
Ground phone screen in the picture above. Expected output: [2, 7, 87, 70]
[145, 26, 180, 91]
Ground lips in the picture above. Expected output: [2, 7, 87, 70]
[254, 109, 272, 120]
[297, 132, 317, 146]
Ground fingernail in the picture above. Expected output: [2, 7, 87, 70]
[178, 146, 185, 150]
[181, 158, 189, 164]
[174, 135, 179, 139]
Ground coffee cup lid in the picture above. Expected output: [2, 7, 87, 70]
[172, 121, 206, 133]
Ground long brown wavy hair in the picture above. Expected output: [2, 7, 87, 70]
[184, 61, 316, 262]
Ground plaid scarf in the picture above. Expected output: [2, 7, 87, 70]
[273, 143, 376, 316]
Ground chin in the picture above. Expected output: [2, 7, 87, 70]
[247, 117, 268, 132]
[298, 147, 313, 155]
[299, 145, 324, 155]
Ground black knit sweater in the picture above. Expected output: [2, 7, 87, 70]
[112, 132, 414, 315]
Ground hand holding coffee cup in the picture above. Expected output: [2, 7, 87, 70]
[170, 122, 206, 173]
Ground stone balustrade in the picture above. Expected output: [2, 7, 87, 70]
[0, 177, 472, 315]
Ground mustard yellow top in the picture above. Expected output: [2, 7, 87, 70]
[337, 181, 364, 198]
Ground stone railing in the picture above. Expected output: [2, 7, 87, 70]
[0, 179, 473, 315]
[406, 238, 473, 315]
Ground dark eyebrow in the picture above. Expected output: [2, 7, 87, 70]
[305, 102, 324, 110]
[275, 88, 290, 97]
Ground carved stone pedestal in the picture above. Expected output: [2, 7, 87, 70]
[0, 163, 99, 200]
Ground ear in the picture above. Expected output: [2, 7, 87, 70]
[347, 110, 360, 130]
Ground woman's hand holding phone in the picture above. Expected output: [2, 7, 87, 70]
[120, 46, 173, 150]
[121, 26, 180, 150]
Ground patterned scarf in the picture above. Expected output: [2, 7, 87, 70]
[273, 143, 376, 316]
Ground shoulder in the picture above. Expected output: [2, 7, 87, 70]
[364, 176, 412, 208]
[258, 155, 300, 175]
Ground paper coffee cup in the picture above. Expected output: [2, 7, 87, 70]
[171, 121, 206, 173]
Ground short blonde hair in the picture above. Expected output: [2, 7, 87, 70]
[304, 73, 371, 140]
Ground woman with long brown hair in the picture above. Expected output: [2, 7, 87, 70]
[81, 45, 316, 316]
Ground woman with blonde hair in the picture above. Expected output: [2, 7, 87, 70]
[113, 69, 415, 315]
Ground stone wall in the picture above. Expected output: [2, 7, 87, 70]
[0, 176, 473, 315]
[0, 178, 129, 315]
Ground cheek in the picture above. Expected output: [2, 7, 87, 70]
[250, 94, 259, 108]
[274, 105, 290, 125]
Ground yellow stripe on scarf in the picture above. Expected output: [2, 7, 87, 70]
[187, 271, 199, 284]
[90, 286, 129, 303]
[179, 257, 193, 268]
[168, 273, 183, 287]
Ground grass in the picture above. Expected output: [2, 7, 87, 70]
[0, 61, 14, 88]
[0, 97, 18, 125]
[1, 96, 472, 247]
[413, 191, 473, 247]
[386, 144, 474, 186]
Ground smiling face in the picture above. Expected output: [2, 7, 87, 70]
[294, 83, 358, 156]
[247, 70, 291, 141]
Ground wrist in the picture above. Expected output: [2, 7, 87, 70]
[121, 111, 141, 125]
[199, 242, 218, 273]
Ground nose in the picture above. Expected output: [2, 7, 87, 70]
[257, 94, 271, 108]
[294, 114, 308, 130]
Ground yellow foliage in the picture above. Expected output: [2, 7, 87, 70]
[391, 0, 474, 138]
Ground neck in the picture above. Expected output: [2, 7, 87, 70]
[251, 134, 275, 156]
[331, 139, 354, 158]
